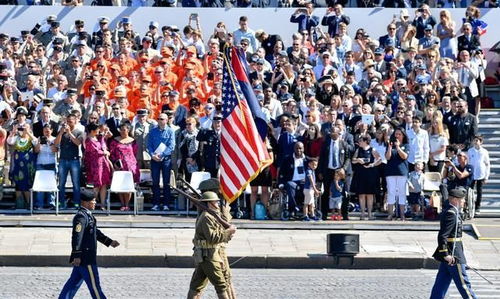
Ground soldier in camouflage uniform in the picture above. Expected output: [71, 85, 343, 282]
[187, 191, 237, 299]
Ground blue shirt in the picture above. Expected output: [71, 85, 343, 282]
[147, 126, 175, 159]
[304, 168, 315, 190]
[330, 180, 344, 198]
[385, 143, 409, 177]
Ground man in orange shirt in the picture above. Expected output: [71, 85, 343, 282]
[89, 46, 110, 70]
[115, 91, 135, 120]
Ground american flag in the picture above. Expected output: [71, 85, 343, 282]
[220, 48, 273, 203]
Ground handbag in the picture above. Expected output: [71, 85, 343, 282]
[429, 191, 441, 213]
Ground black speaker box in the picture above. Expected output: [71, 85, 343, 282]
[327, 233, 359, 256]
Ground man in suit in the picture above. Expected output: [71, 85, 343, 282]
[33, 106, 59, 138]
[337, 100, 361, 133]
[456, 50, 479, 115]
[457, 23, 480, 54]
[379, 24, 401, 50]
[105, 103, 126, 138]
[321, 4, 350, 37]
[318, 127, 349, 220]
[278, 142, 308, 218]
[372, 48, 388, 77]
[290, 3, 320, 33]
[320, 109, 337, 137]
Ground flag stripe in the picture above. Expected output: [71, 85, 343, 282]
[220, 130, 254, 179]
[220, 46, 273, 203]
[224, 110, 260, 169]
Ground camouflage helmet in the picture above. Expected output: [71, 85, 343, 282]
[198, 178, 220, 192]
[200, 191, 219, 202]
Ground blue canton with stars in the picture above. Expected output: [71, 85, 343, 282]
[221, 61, 245, 119]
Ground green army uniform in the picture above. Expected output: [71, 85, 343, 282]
[187, 191, 234, 299]
[198, 179, 234, 295]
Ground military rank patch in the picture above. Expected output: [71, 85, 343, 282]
[75, 223, 82, 233]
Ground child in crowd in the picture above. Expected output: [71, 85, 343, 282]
[407, 161, 425, 220]
[303, 158, 320, 221]
[329, 168, 345, 221]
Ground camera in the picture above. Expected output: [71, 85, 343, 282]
[40, 136, 48, 145]
[18, 127, 25, 132]
[207, 73, 214, 80]
[390, 135, 397, 143]
[95, 90, 105, 96]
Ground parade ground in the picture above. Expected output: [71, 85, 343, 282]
[1, 215, 499, 270]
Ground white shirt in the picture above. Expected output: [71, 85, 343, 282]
[292, 155, 306, 181]
[37, 136, 56, 165]
[47, 88, 67, 103]
[467, 146, 490, 181]
[429, 134, 448, 162]
[370, 140, 387, 164]
[267, 98, 283, 121]
[407, 128, 429, 164]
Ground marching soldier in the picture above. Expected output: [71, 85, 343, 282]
[187, 191, 237, 299]
[59, 190, 120, 299]
[430, 188, 477, 299]
[199, 179, 236, 299]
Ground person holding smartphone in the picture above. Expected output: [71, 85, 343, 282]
[7, 122, 38, 209]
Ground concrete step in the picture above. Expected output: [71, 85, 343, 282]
[478, 124, 500, 129]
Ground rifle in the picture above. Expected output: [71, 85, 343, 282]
[172, 184, 231, 229]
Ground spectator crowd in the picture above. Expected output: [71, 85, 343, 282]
[0, 3, 493, 221]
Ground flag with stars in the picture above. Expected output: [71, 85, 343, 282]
[220, 47, 273, 203]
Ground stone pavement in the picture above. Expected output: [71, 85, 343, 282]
[0, 222, 499, 270]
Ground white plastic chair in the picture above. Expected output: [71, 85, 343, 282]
[107, 171, 137, 215]
[30, 170, 59, 215]
[189, 171, 211, 192]
[141, 169, 172, 188]
[65, 173, 73, 188]
[184, 171, 211, 215]
[139, 169, 151, 184]
[423, 172, 442, 192]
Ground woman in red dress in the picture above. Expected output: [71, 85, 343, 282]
[109, 122, 139, 211]
[84, 123, 112, 210]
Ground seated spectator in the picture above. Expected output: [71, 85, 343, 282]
[278, 142, 307, 218]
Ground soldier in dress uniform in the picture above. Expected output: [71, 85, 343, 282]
[430, 188, 477, 299]
[196, 115, 222, 178]
[59, 190, 120, 299]
[187, 191, 237, 299]
[132, 109, 156, 169]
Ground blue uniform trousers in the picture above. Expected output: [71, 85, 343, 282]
[430, 262, 476, 299]
[59, 264, 106, 299]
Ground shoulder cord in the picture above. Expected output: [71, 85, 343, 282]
[451, 205, 459, 262]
